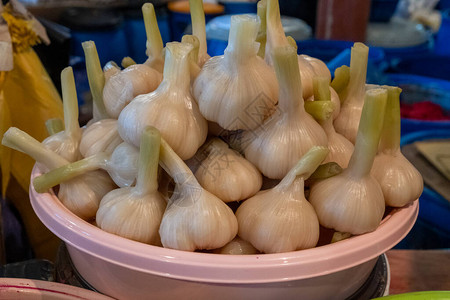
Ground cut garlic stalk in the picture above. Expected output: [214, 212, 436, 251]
[96, 127, 166, 245]
[103, 63, 162, 119]
[42, 67, 82, 162]
[330, 65, 350, 96]
[306, 77, 354, 168]
[309, 88, 387, 235]
[371, 86, 423, 207]
[189, 0, 210, 66]
[142, 3, 164, 72]
[118, 42, 208, 160]
[158, 137, 238, 251]
[181, 35, 201, 82]
[237, 146, 328, 253]
[82, 41, 110, 121]
[194, 138, 262, 202]
[79, 119, 123, 158]
[121, 56, 136, 68]
[306, 83, 341, 120]
[213, 236, 259, 255]
[33, 141, 139, 190]
[2, 127, 115, 220]
[193, 14, 278, 131]
[265, 0, 330, 98]
[243, 45, 327, 179]
[333, 43, 369, 144]
[256, 0, 267, 59]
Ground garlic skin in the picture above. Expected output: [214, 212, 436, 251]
[194, 138, 262, 202]
[193, 14, 278, 131]
[96, 127, 166, 245]
[333, 43, 369, 144]
[243, 45, 327, 179]
[103, 64, 162, 119]
[158, 137, 238, 251]
[118, 42, 208, 160]
[296, 55, 332, 99]
[103, 61, 120, 83]
[79, 119, 123, 158]
[213, 237, 259, 255]
[322, 120, 354, 168]
[106, 142, 139, 187]
[43, 67, 82, 162]
[310, 88, 388, 235]
[236, 146, 327, 254]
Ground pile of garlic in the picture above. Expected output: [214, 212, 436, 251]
[1, 0, 423, 255]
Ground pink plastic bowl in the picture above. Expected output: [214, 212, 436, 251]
[30, 166, 418, 300]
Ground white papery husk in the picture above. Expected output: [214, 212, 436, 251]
[79, 119, 123, 158]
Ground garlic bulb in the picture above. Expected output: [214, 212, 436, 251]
[333, 43, 369, 144]
[96, 127, 166, 245]
[103, 61, 120, 83]
[103, 63, 162, 119]
[34, 141, 139, 189]
[213, 237, 259, 255]
[309, 88, 388, 235]
[158, 137, 238, 251]
[79, 119, 123, 157]
[118, 42, 208, 160]
[2, 127, 116, 220]
[265, 0, 331, 99]
[42, 67, 82, 162]
[236, 146, 328, 253]
[189, 0, 210, 66]
[371, 86, 423, 207]
[82, 41, 110, 121]
[243, 45, 327, 179]
[193, 14, 278, 131]
[142, 3, 164, 73]
[306, 77, 353, 168]
[194, 138, 262, 202]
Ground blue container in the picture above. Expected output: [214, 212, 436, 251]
[369, 0, 399, 22]
[381, 74, 450, 135]
[390, 54, 450, 81]
[219, 1, 257, 14]
[395, 130, 450, 249]
[434, 10, 450, 56]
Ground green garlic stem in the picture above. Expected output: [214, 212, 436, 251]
[277, 146, 329, 189]
[82, 42, 109, 121]
[266, 0, 289, 47]
[256, 0, 267, 58]
[379, 86, 402, 152]
[61, 67, 81, 135]
[135, 126, 161, 195]
[163, 42, 193, 90]
[121, 56, 137, 68]
[304, 101, 335, 122]
[309, 162, 343, 180]
[224, 15, 260, 64]
[1, 127, 68, 170]
[189, 0, 207, 61]
[286, 36, 298, 50]
[330, 65, 350, 97]
[142, 3, 164, 59]
[272, 45, 303, 115]
[45, 118, 64, 136]
[347, 88, 387, 178]
[313, 77, 331, 102]
[33, 153, 109, 193]
[340, 43, 369, 105]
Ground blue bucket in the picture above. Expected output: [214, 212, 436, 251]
[434, 9, 450, 57]
[381, 74, 450, 135]
[389, 54, 450, 81]
[395, 129, 450, 249]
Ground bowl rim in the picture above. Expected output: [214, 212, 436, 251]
[30, 165, 418, 284]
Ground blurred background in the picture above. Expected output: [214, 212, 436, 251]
[0, 0, 449, 293]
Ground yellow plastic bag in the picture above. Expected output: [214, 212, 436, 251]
[0, 1, 64, 260]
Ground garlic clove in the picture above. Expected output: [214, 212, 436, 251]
[106, 142, 139, 187]
[213, 236, 259, 255]
[79, 119, 123, 158]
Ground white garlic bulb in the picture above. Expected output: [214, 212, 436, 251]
[236, 146, 328, 253]
[213, 237, 259, 255]
[79, 119, 123, 158]
[96, 127, 166, 245]
[142, 3, 164, 73]
[243, 45, 327, 179]
[2, 128, 116, 220]
[118, 42, 208, 160]
[193, 14, 278, 131]
[371, 86, 423, 207]
[333, 42, 369, 144]
[265, 0, 331, 99]
[42, 67, 82, 162]
[103, 64, 162, 119]
[158, 137, 238, 251]
[194, 138, 262, 202]
[309, 88, 388, 235]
